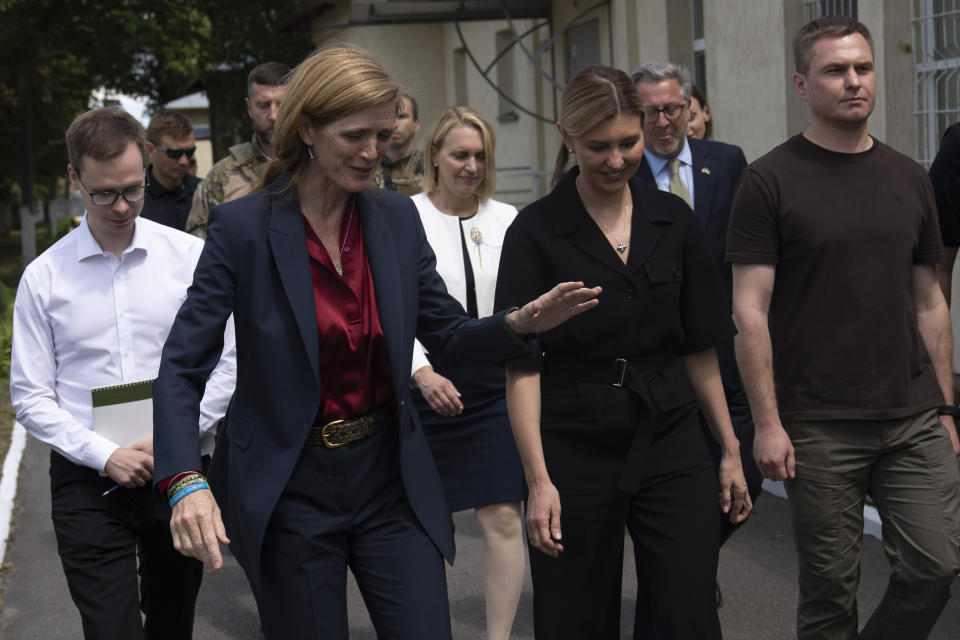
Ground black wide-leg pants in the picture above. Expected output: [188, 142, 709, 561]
[529, 386, 723, 640]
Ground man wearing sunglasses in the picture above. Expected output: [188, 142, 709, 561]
[10, 107, 236, 639]
[141, 109, 200, 231]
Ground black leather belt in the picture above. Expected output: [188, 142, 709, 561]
[306, 410, 384, 448]
[545, 356, 629, 387]
[541, 352, 674, 388]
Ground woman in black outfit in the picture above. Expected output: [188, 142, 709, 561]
[494, 65, 752, 639]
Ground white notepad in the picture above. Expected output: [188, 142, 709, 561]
[91, 379, 154, 447]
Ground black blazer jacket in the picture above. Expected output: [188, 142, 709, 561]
[154, 178, 526, 591]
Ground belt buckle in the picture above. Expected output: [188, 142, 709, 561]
[613, 358, 627, 388]
[321, 419, 346, 448]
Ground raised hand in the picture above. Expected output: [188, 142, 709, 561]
[506, 281, 601, 335]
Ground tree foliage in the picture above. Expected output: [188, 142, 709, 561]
[0, 0, 313, 227]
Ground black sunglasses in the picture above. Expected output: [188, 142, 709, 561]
[150, 142, 197, 160]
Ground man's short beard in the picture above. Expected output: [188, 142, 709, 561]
[256, 129, 275, 148]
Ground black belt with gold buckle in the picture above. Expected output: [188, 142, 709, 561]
[306, 410, 384, 448]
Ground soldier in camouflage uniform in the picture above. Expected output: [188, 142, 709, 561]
[373, 93, 425, 196]
[186, 62, 290, 239]
[187, 134, 270, 238]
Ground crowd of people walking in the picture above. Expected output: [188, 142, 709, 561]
[8, 12, 960, 640]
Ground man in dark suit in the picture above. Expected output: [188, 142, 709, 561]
[631, 62, 761, 547]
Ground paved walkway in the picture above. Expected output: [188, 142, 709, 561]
[2, 436, 960, 638]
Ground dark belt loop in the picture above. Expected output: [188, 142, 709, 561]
[613, 358, 627, 388]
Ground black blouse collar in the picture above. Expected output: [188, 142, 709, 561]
[546, 166, 672, 237]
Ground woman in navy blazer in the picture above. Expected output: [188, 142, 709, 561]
[152, 47, 598, 640]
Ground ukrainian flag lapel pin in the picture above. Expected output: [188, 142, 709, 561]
[701, 167, 711, 175]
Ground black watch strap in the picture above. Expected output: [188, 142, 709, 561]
[937, 404, 960, 419]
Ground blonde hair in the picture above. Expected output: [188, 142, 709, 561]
[552, 66, 645, 186]
[257, 45, 400, 192]
[423, 106, 497, 203]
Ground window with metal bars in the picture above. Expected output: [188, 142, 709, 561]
[912, 0, 960, 166]
[803, 0, 858, 22]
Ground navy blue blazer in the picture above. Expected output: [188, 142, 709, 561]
[153, 178, 525, 591]
[636, 137, 747, 296]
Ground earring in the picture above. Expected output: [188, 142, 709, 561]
[306, 146, 315, 160]
[567, 148, 573, 153]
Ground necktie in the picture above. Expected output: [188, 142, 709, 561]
[669, 158, 692, 209]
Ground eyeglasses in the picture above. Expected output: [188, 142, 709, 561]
[150, 142, 196, 160]
[644, 102, 688, 121]
[76, 173, 149, 206]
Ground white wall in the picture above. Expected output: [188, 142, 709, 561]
[306, 1, 920, 191]
[706, 1, 790, 161]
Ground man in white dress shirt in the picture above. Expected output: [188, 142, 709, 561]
[9, 107, 236, 640]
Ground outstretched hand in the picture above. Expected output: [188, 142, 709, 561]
[506, 281, 601, 336]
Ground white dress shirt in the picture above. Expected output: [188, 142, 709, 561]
[409, 193, 518, 374]
[10, 214, 236, 472]
[643, 139, 696, 209]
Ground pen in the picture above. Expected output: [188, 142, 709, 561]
[102, 484, 120, 497]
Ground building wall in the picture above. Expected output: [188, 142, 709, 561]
[311, 19, 448, 130]
[879, 0, 916, 156]
[782, 0, 810, 141]
[666, 2, 693, 71]
[439, 19, 544, 203]
[632, 0, 670, 68]
[306, 0, 923, 196]
[707, 1, 790, 161]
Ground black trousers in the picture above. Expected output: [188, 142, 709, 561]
[49, 451, 203, 640]
[529, 416, 722, 639]
[258, 425, 452, 640]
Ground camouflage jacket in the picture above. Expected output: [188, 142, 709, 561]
[373, 149, 425, 197]
[186, 134, 271, 239]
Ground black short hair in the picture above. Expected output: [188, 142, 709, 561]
[793, 16, 874, 75]
[401, 93, 419, 122]
[247, 62, 292, 96]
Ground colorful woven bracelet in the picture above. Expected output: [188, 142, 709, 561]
[166, 473, 205, 499]
[168, 479, 210, 509]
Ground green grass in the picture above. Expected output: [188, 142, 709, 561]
[0, 226, 59, 475]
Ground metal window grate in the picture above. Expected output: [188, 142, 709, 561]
[803, 0, 858, 22]
[913, 0, 960, 166]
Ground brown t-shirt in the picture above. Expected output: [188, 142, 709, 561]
[727, 134, 944, 421]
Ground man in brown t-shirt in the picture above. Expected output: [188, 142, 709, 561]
[728, 17, 960, 639]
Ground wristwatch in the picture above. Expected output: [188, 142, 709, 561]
[936, 404, 960, 419]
